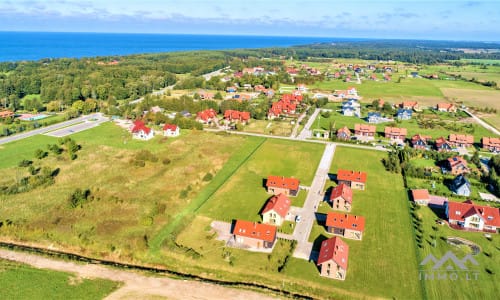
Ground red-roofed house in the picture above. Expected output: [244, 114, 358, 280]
[435, 137, 453, 152]
[163, 124, 179, 137]
[446, 200, 500, 233]
[400, 101, 419, 111]
[337, 170, 367, 190]
[446, 156, 470, 175]
[326, 212, 365, 240]
[482, 137, 500, 152]
[130, 120, 154, 140]
[317, 237, 349, 280]
[329, 184, 353, 212]
[354, 124, 376, 140]
[336, 126, 352, 141]
[412, 189, 431, 205]
[384, 127, 407, 141]
[196, 108, 218, 124]
[266, 176, 300, 196]
[261, 194, 291, 226]
[437, 103, 457, 113]
[411, 134, 431, 150]
[224, 110, 251, 123]
[0, 110, 14, 118]
[232, 220, 277, 249]
[449, 134, 474, 148]
[198, 90, 215, 100]
[267, 100, 297, 119]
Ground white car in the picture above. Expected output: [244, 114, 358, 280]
[295, 215, 302, 222]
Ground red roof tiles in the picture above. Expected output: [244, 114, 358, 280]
[261, 194, 291, 218]
[337, 170, 367, 183]
[449, 134, 474, 144]
[233, 220, 277, 243]
[330, 184, 353, 204]
[317, 236, 349, 270]
[131, 120, 152, 134]
[266, 176, 300, 191]
[448, 200, 500, 227]
[326, 212, 366, 232]
[163, 124, 178, 131]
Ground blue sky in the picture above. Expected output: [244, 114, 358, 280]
[0, 0, 498, 41]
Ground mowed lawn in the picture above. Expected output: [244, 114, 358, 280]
[0, 123, 251, 261]
[199, 139, 324, 222]
[416, 206, 500, 300]
[0, 259, 119, 299]
[289, 146, 423, 299]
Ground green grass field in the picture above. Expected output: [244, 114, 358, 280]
[198, 138, 324, 222]
[0, 123, 252, 261]
[304, 146, 423, 299]
[415, 205, 500, 300]
[314, 106, 498, 142]
[0, 259, 119, 299]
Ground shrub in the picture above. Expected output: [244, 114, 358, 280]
[162, 158, 171, 165]
[34, 149, 48, 160]
[18, 160, 33, 168]
[203, 172, 213, 181]
[68, 188, 92, 208]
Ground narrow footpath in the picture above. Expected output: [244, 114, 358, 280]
[0, 249, 276, 300]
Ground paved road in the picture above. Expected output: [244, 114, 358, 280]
[0, 248, 276, 300]
[0, 113, 104, 145]
[463, 109, 500, 135]
[296, 108, 320, 140]
[203, 128, 388, 152]
[44, 114, 109, 137]
[290, 109, 308, 138]
[292, 143, 336, 260]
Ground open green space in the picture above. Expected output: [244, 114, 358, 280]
[296, 146, 423, 299]
[0, 259, 119, 300]
[314, 106, 498, 142]
[198, 138, 323, 222]
[415, 205, 499, 300]
[0, 123, 250, 261]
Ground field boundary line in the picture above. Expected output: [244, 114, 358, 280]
[148, 137, 267, 252]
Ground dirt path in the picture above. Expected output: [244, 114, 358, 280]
[0, 249, 278, 300]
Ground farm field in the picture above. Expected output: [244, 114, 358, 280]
[415, 205, 500, 300]
[0, 259, 119, 299]
[0, 122, 254, 261]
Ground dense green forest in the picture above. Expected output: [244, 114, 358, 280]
[1, 39, 499, 112]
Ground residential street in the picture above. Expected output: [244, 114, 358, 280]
[296, 108, 320, 140]
[0, 113, 105, 145]
[292, 143, 336, 260]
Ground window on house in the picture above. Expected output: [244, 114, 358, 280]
[455, 211, 461, 215]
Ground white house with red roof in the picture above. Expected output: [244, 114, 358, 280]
[325, 212, 366, 240]
[317, 236, 349, 280]
[337, 169, 367, 190]
[130, 120, 154, 140]
[446, 200, 500, 233]
[163, 124, 179, 137]
[232, 220, 277, 249]
[266, 175, 300, 197]
[261, 193, 291, 226]
[329, 183, 353, 212]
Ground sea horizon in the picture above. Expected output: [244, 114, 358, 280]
[0, 31, 360, 63]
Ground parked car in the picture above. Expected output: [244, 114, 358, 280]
[295, 215, 302, 222]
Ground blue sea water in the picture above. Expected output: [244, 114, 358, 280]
[0, 32, 362, 62]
